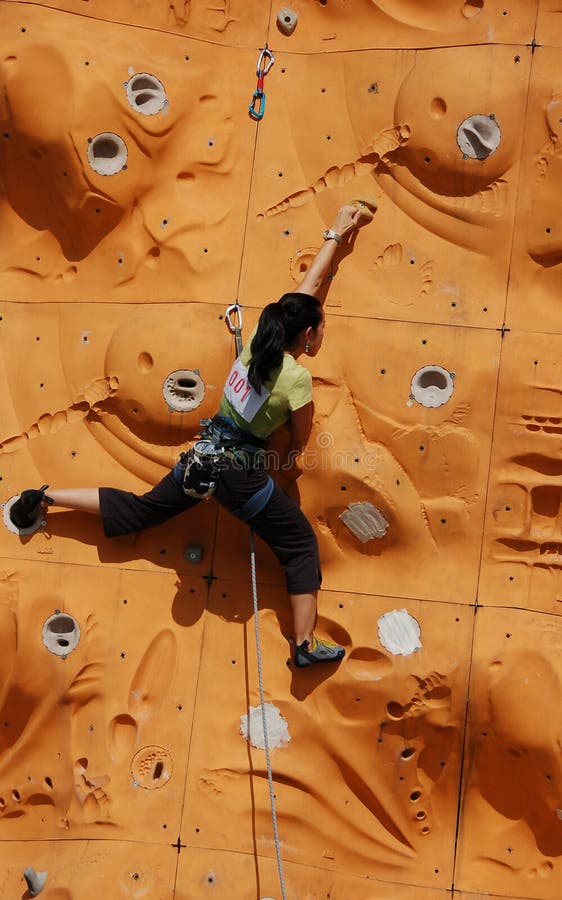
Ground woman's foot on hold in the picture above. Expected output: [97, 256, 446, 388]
[293, 635, 345, 668]
[9, 485, 54, 529]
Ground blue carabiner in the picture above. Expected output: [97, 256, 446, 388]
[249, 89, 266, 120]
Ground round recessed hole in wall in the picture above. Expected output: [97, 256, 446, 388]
[410, 365, 454, 408]
[163, 369, 205, 412]
[131, 745, 173, 789]
[42, 613, 80, 657]
[87, 132, 128, 176]
[125, 73, 168, 115]
[457, 114, 501, 160]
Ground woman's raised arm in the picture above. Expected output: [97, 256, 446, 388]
[296, 204, 366, 299]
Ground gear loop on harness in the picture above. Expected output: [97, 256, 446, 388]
[249, 46, 275, 121]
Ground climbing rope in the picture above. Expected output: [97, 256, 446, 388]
[250, 529, 288, 900]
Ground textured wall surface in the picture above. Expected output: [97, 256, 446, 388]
[0, 1, 561, 898]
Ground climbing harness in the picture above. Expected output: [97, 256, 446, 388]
[225, 301, 244, 356]
[249, 46, 275, 120]
[250, 530, 288, 900]
[177, 416, 273, 518]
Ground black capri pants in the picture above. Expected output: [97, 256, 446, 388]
[99, 459, 322, 595]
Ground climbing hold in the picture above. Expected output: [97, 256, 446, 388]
[457, 114, 501, 160]
[350, 196, 378, 222]
[339, 502, 389, 542]
[23, 867, 48, 897]
[125, 72, 168, 115]
[378, 609, 421, 656]
[277, 7, 298, 35]
[130, 745, 173, 789]
[2, 495, 46, 536]
[162, 369, 205, 413]
[42, 612, 81, 658]
[240, 703, 290, 750]
[87, 132, 128, 175]
[184, 543, 203, 563]
[410, 366, 454, 408]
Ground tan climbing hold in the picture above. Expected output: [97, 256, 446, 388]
[350, 196, 378, 221]
[277, 7, 298, 36]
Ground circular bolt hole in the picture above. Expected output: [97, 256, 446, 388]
[401, 747, 415, 759]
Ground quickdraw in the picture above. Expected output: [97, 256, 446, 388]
[249, 46, 275, 121]
[225, 301, 244, 356]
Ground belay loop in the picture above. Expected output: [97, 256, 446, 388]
[249, 46, 275, 120]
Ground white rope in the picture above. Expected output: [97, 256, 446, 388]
[250, 529, 288, 900]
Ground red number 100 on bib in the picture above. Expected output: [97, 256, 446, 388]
[223, 359, 270, 423]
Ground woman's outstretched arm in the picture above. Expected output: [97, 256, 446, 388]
[296, 204, 366, 299]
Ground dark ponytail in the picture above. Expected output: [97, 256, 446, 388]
[247, 292, 323, 392]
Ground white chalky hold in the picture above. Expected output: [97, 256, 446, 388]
[410, 366, 454, 408]
[339, 502, 389, 542]
[87, 132, 128, 176]
[457, 113, 501, 159]
[378, 609, 421, 656]
[162, 369, 205, 412]
[240, 703, 290, 750]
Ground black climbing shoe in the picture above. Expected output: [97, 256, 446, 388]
[293, 635, 345, 668]
[9, 484, 54, 529]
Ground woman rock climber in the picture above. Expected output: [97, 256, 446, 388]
[9, 204, 366, 667]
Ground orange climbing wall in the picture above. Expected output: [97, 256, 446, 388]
[0, 1, 561, 898]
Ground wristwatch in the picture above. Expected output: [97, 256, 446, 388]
[322, 228, 342, 244]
